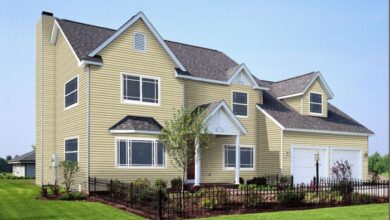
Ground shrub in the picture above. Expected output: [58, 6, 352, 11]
[197, 187, 229, 205]
[351, 193, 374, 203]
[59, 160, 79, 193]
[247, 176, 267, 186]
[170, 177, 182, 191]
[133, 178, 151, 188]
[245, 191, 262, 207]
[60, 192, 87, 200]
[40, 185, 48, 197]
[239, 177, 245, 185]
[332, 160, 353, 181]
[199, 198, 217, 210]
[304, 191, 342, 204]
[277, 191, 305, 204]
[331, 181, 354, 196]
[154, 178, 167, 189]
[47, 180, 60, 196]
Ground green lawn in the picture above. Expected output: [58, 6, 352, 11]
[0, 179, 144, 220]
[203, 204, 388, 220]
[0, 179, 387, 220]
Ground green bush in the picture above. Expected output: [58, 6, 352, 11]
[304, 191, 342, 204]
[247, 176, 267, 186]
[154, 178, 167, 189]
[40, 185, 49, 197]
[278, 191, 305, 204]
[199, 198, 217, 210]
[245, 191, 262, 207]
[133, 178, 151, 188]
[60, 192, 87, 200]
[170, 177, 182, 190]
[197, 187, 229, 205]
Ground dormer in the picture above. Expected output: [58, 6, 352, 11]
[270, 71, 334, 117]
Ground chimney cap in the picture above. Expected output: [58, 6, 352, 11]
[42, 11, 53, 16]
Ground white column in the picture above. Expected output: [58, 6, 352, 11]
[235, 135, 240, 184]
[194, 136, 201, 186]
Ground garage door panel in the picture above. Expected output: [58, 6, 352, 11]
[332, 149, 361, 179]
[292, 148, 327, 184]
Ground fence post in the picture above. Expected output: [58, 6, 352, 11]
[158, 189, 163, 220]
[110, 179, 113, 200]
[94, 177, 96, 195]
[290, 175, 294, 189]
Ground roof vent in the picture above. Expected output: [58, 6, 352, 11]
[134, 32, 146, 51]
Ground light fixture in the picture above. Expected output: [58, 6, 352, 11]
[314, 151, 320, 163]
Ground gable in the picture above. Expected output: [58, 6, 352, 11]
[230, 70, 253, 86]
[207, 108, 242, 135]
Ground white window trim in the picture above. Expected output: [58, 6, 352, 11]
[308, 91, 323, 115]
[222, 144, 255, 171]
[134, 32, 146, 52]
[120, 73, 161, 106]
[231, 90, 249, 118]
[64, 136, 79, 163]
[64, 75, 79, 110]
[114, 137, 166, 169]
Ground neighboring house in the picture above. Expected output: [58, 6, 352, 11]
[36, 11, 373, 191]
[8, 151, 36, 178]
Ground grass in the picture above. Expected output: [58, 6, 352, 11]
[0, 179, 144, 220]
[0, 179, 387, 220]
[202, 204, 388, 220]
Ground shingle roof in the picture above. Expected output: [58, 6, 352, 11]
[268, 72, 318, 98]
[8, 151, 35, 164]
[258, 91, 373, 135]
[165, 41, 239, 81]
[109, 115, 163, 132]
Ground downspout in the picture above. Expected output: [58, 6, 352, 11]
[40, 17, 44, 185]
[87, 65, 91, 192]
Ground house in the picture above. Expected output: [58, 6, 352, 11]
[36, 11, 373, 191]
[8, 151, 36, 178]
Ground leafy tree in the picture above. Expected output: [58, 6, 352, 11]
[369, 152, 388, 176]
[158, 107, 212, 209]
[5, 155, 12, 161]
[331, 160, 352, 181]
[59, 160, 79, 193]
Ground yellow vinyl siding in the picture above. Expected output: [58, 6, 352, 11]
[283, 131, 368, 179]
[184, 80, 262, 182]
[36, 15, 56, 185]
[89, 19, 183, 183]
[257, 111, 283, 175]
[54, 32, 88, 190]
[283, 96, 302, 114]
[302, 79, 328, 117]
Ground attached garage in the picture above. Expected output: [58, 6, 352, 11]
[331, 148, 362, 179]
[291, 147, 328, 184]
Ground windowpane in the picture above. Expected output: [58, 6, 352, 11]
[118, 140, 127, 166]
[224, 145, 253, 168]
[124, 76, 140, 101]
[65, 92, 77, 107]
[310, 103, 322, 113]
[131, 141, 153, 166]
[157, 142, 164, 166]
[233, 104, 247, 116]
[65, 152, 77, 162]
[310, 93, 322, 103]
[233, 92, 247, 104]
[65, 78, 77, 94]
[142, 78, 158, 103]
[65, 139, 78, 152]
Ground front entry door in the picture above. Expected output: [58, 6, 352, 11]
[186, 160, 195, 181]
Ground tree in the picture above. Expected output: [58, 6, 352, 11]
[59, 160, 79, 193]
[369, 152, 388, 177]
[331, 160, 352, 181]
[158, 107, 212, 205]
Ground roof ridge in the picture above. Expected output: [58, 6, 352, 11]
[165, 40, 219, 52]
[59, 18, 116, 31]
[274, 71, 317, 83]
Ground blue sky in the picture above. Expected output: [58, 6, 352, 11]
[0, 0, 388, 158]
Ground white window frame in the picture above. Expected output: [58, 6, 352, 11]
[134, 32, 146, 52]
[64, 75, 79, 110]
[120, 73, 161, 106]
[231, 90, 249, 118]
[222, 144, 255, 171]
[64, 136, 79, 162]
[308, 91, 323, 115]
[114, 137, 166, 169]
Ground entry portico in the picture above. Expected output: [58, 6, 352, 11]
[194, 100, 247, 185]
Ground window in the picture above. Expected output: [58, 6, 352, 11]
[134, 32, 146, 51]
[65, 138, 78, 162]
[232, 91, 248, 117]
[116, 139, 165, 167]
[224, 145, 254, 169]
[309, 92, 322, 114]
[65, 76, 78, 108]
[122, 74, 159, 105]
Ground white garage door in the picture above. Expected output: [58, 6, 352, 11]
[292, 147, 328, 184]
[331, 149, 361, 179]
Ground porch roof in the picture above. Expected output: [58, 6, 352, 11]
[109, 115, 162, 134]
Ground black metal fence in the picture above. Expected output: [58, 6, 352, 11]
[89, 177, 389, 219]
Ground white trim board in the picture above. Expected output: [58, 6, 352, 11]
[88, 12, 186, 70]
